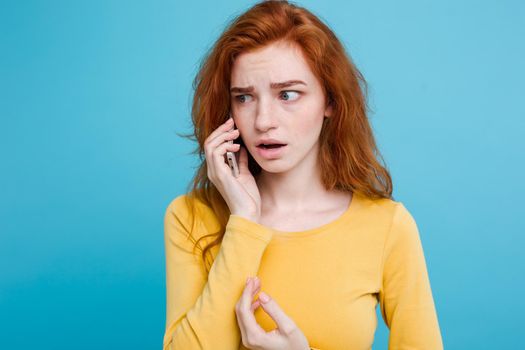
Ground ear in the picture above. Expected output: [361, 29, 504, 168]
[324, 101, 333, 118]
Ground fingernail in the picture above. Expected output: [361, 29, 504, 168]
[259, 292, 270, 303]
[246, 277, 251, 286]
[227, 117, 233, 124]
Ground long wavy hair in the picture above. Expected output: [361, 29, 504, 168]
[177, 0, 393, 273]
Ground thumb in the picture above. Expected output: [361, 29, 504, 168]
[237, 145, 249, 173]
[258, 292, 294, 331]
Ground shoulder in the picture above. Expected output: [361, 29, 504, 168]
[164, 193, 221, 240]
[165, 193, 193, 218]
[165, 193, 212, 218]
[353, 193, 412, 227]
[353, 193, 419, 246]
[364, 196, 422, 254]
[164, 194, 191, 228]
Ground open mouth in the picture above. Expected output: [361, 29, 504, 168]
[255, 143, 287, 159]
[257, 144, 286, 149]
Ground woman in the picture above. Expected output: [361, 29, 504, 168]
[163, 1, 443, 349]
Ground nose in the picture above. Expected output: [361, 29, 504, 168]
[254, 97, 279, 132]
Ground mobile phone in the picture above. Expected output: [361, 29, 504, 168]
[225, 113, 240, 178]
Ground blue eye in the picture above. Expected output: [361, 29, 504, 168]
[280, 91, 300, 101]
[235, 95, 252, 103]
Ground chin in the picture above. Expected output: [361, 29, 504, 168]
[255, 159, 293, 174]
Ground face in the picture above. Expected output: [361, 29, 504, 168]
[230, 40, 333, 174]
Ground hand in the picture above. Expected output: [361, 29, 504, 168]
[235, 276, 310, 350]
[204, 117, 261, 221]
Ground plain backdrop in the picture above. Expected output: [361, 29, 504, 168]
[1, 0, 524, 349]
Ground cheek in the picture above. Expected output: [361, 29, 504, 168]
[296, 97, 326, 122]
[290, 121, 315, 142]
[291, 113, 324, 144]
[232, 111, 246, 127]
[233, 121, 252, 144]
[232, 101, 255, 117]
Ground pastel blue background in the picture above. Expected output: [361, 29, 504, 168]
[1, 0, 523, 349]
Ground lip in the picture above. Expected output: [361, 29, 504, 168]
[256, 138, 287, 146]
[255, 144, 287, 159]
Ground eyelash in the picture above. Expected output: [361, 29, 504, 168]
[234, 90, 301, 103]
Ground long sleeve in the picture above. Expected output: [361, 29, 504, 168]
[162, 195, 274, 350]
[378, 203, 443, 350]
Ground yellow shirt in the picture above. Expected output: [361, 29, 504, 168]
[163, 192, 443, 349]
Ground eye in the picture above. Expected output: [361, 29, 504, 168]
[234, 94, 252, 103]
[280, 91, 300, 101]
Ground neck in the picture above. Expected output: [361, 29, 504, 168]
[255, 151, 331, 213]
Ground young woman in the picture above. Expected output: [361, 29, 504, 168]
[163, 1, 443, 349]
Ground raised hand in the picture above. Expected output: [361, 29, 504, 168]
[235, 276, 310, 350]
[204, 116, 262, 222]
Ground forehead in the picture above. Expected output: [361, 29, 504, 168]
[230, 41, 317, 86]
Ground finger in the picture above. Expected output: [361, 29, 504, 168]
[258, 292, 296, 333]
[210, 137, 240, 158]
[207, 129, 239, 163]
[236, 277, 252, 341]
[251, 299, 261, 313]
[206, 130, 240, 164]
[249, 277, 262, 312]
[206, 126, 239, 151]
[245, 277, 262, 317]
[205, 117, 234, 145]
[236, 308, 248, 343]
[238, 278, 266, 336]
[239, 277, 258, 310]
[211, 142, 241, 175]
[251, 276, 261, 293]
[237, 145, 249, 174]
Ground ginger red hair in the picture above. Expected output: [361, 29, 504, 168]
[176, 0, 393, 271]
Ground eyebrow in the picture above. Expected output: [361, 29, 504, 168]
[230, 80, 307, 93]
